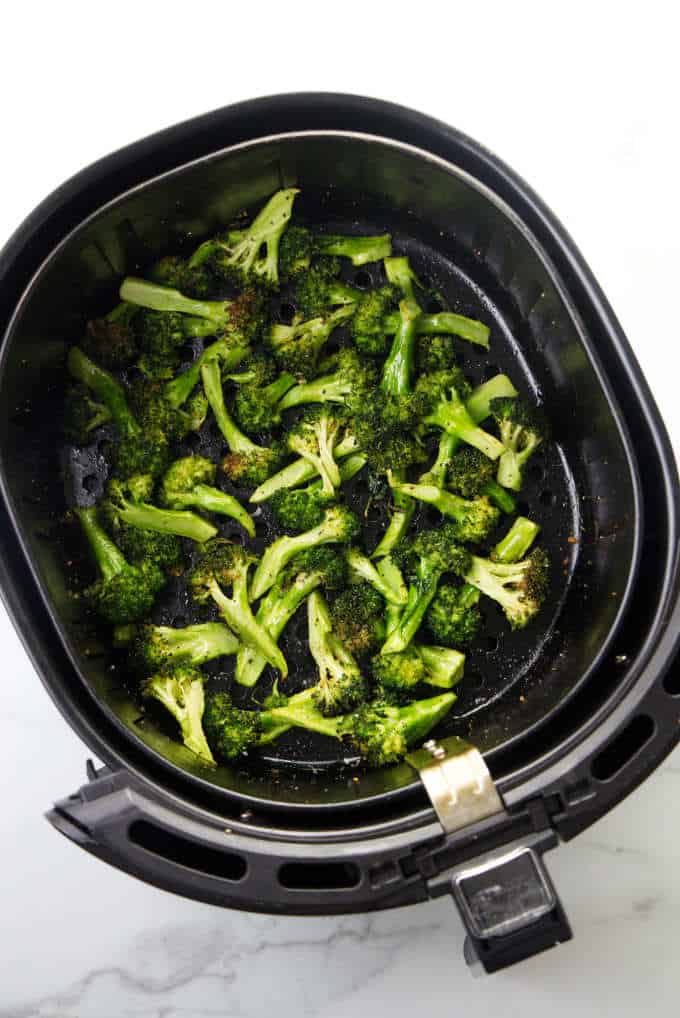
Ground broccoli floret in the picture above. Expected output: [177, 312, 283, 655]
[75, 506, 165, 624]
[418, 372, 505, 462]
[416, 645, 466, 689]
[371, 647, 427, 703]
[63, 384, 112, 443]
[346, 547, 408, 605]
[248, 431, 361, 505]
[200, 359, 287, 488]
[380, 257, 424, 395]
[142, 666, 215, 765]
[266, 305, 355, 378]
[235, 547, 346, 688]
[269, 486, 334, 531]
[102, 477, 218, 545]
[416, 334, 459, 375]
[160, 456, 255, 537]
[128, 622, 239, 675]
[331, 583, 386, 658]
[232, 370, 296, 433]
[133, 309, 187, 379]
[425, 583, 483, 646]
[148, 254, 214, 298]
[347, 388, 427, 473]
[307, 591, 369, 716]
[189, 539, 287, 675]
[250, 505, 360, 600]
[277, 347, 378, 411]
[464, 548, 550, 629]
[127, 377, 195, 444]
[387, 474, 500, 543]
[338, 693, 457, 766]
[279, 226, 392, 278]
[490, 397, 548, 491]
[286, 408, 349, 495]
[203, 691, 264, 760]
[351, 286, 397, 356]
[382, 525, 471, 654]
[447, 447, 517, 514]
[293, 263, 361, 318]
[278, 225, 316, 279]
[81, 313, 138, 370]
[203, 189, 299, 288]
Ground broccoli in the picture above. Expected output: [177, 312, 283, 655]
[189, 539, 288, 676]
[63, 384, 112, 443]
[102, 477, 218, 544]
[270, 486, 334, 531]
[148, 253, 214, 298]
[348, 388, 427, 474]
[160, 456, 255, 537]
[278, 225, 317, 279]
[163, 339, 250, 412]
[127, 377, 196, 444]
[307, 591, 369, 715]
[277, 348, 378, 411]
[447, 447, 517, 514]
[128, 622, 239, 675]
[235, 547, 346, 688]
[75, 506, 165, 624]
[250, 505, 360, 600]
[371, 647, 426, 703]
[195, 189, 299, 288]
[490, 397, 548, 491]
[351, 286, 397, 356]
[416, 645, 466, 689]
[425, 583, 483, 646]
[492, 516, 541, 563]
[142, 666, 215, 765]
[330, 583, 386, 657]
[278, 226, 392, 278]
[232, 370, 297, 433]
[110, 518, 183, 570]
[464, 548, 550, 629]
[390, 310, 490, 349]
[293, 265, 361, 318]
[266, 305, 355, 377]
[81, 311, 138, 370]
[200, 359, 286, 487]
[416, 334, 461, 375]
[418, 372, 505, 461]
[381, 525, 471, 654]
[133, 309, 188, 379]
[285, 408, 348, 495]
[380, 257, 425, 394]
[346, 547, 408, 605]
[203, 690, 264, 760]
[248, 432, 361, 504]
[387, 474, 500, 543]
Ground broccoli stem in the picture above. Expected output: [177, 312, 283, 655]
[371, 473, 415, 559]
[317, 234, 392, 265]
[497, 430, 543, 491]
[173, 484, 255, 538]
[382, 310, 490, 348]
[163, 342, 249, 410]
[387, 479, 473, 522]
[67, 348, 139, 439]
[377, 558, 407, 635]
[417, 645, 465, 689]
[278, 372, 349, 410]
[346, 548, 408, 605]
[425, 387, 505, 460]
[116, 498, 218, 543]
[249, 433, 359, 504]
[263, 687, 339, 740]
[207, 577, 288, 677]
[145, 623, 240, 667]
[483, 479, 516, 514]
[380, 561, 441, 655]
[201, 360, 259, 455]
[76, 506, 128, 582]
[120, 277, 229, 325]
[381, 300, 421, 395]
[493, 517, 540, 563]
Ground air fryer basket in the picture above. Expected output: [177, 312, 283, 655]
[0, 96, 678, 970]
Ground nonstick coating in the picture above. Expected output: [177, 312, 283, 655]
[0, 131, 640, 805]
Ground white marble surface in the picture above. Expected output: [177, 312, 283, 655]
[2, 5, 680, 1016]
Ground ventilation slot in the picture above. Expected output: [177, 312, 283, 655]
[590, 715, 655, 781]
[129, 820, 247, 881]
[278, 861, 360, 890]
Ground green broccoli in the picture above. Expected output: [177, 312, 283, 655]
[417, 371, 505, 461]
[81, 311, 138, 370]
[371, 647, 427, 703]
[293, 266, 361, 318]
[351, 286, 398, 356]
[203, 691, 264, 760]
[387, 474, 500, 543]
[279, 226, 392, 279]
[63, 384, 112, 443]
[277, 348, 378, 411]
[492, 516, 541, 563]
[248, 431, 361, 505]
[490, 397, 548, 491]
[285, 408, 348, 495]
[464, 548, 550, 629]
[416, 645, 466, 689]
[142, 666, 215, 765]
[447, 446, 517, 514]
[308, 591, 370, 716]
[102, 477, 218, 544]
[346, 547, 408, 605]
[128, 622, 240, 675]
[232, 370, 297, 433]
[75, 506, 165, 624]
[189, 540, 288, 676]
[160, 456, 255, 537]
[250, 505, 360, 600]
[269, 486, 334, 531]
[425, 583, 483, 646]
[330, 583, 386, 657]
[266, 305, 355, 378]
[134, 309, 187, 379]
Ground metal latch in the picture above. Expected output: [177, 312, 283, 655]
[407, 736, 504, 833]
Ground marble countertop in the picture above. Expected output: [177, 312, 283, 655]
[2, 14, 680, 1015]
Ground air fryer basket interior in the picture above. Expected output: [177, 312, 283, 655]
[0, 133, 640, 806]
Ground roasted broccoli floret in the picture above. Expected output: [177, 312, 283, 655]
[308, 591, 369, 716]
[102, 477, 218, 545]
[134, 309, 188, 379]
[348, 388, 427, 474]
[285, 408, 349, 495]
[235, 547, 346, 688]
[331, 583, 386, 658]
[425, 583, 483, 646]
[269, 486, 334, 531]
[160, 456, 255, 537]
[346, 547, 408, 605]
[75, 506, 165, 624]
[142, 666, 215, 765]
[63, 384, 112, 443]
[381, 526, 471, 654]
[416, 645, 466, 689]
[371, 647, 426, 703]
[490, 397, 548, 491]
[201, 359, 286, 488]
[387, 474, 500, 543]
[418, 371, 505, 461]
[351, 286, 398, 356]
[416, 333, 460, 375]
[250, 505, 360, 600]
[293, 263, 361, 318]
[278, 225, 392, 277]
[189, 540, 288, 675]
[278, 348, 378, 410]
[248, 431, 361, 504]
[148, 253, 214, 298]
[203, 691, 264, 760]
[81, 310, 138, 370]
[447, 447, 517, 514]
[337, 693, 457, 766]
[464, 548, 550, 629]
[232, 370, 297, 433]
[266, 305, 355, 378]
[128, 622, 239, 675]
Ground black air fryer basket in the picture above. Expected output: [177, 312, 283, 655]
[1, 95, 678, 973]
